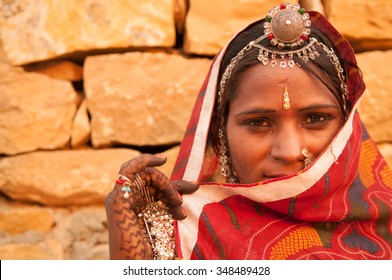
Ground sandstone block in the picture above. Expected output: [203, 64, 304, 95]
[0, 0, 176, 65]
[0, 36, 7, 63]
[0, 61, 79, 155]
[324, 0, 392, 51]
[71, 100, 91, 148]
[49, 206, 108, 259]
[0, 148, 140, 206]
[357, 50, 392, 143]
[0, 200, 54, 235]
[64, 207, 108, 260]
[84, 52, 211, 147]
[0, 239, 63, 260]
[183, 0, 283, 55]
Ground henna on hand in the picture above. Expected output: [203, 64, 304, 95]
[105, 182, 153, 259]
[118, 154, 199, 219]
[105, 153, 199, 259]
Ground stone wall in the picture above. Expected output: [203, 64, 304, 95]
[0, 0, 391, 259]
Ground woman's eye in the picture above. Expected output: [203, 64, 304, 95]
[245, 119, 270, 127]
[303, 114, 329, 126]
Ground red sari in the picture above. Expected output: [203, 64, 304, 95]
[171, 12, 392, 260]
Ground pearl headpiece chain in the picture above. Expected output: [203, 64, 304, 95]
[217, 3, 348, 113]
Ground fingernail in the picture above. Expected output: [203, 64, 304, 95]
[189, 181, 199, 185]
[155, 154, 166, 159]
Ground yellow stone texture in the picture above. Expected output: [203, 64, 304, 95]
[0, 61, 79, 155]
[0, 0, 176, 65]
[324, 0, 392, 51]
[184, 0, 293, 55]
[0, 205, 54, 235]
[0, 149, 140, 206]
[84, 51, 211, 147]
[0, 240, 63, 260]
[71, 99, 91, 148]
[357, 50, 392, 143]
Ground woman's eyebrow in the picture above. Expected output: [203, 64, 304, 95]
[236, 108, 276, 116]
[236, 104, 339, 116]
[297, 104, 339, 112]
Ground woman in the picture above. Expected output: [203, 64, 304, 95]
[105, 3, 392, 260]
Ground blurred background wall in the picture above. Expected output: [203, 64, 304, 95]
[0, 0, 391, 259]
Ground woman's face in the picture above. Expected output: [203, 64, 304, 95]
[226, 63, 345, 184]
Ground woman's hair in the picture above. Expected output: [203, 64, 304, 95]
[208, 20, 349, 154]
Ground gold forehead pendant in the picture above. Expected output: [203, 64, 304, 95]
[283, 85, 290, 110]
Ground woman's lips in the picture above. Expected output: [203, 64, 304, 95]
[260, 167, 304, 182]
[262, 173, 291, 181]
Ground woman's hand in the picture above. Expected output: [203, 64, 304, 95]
[118, 154, 199, 219]
[105, 154, 199, 259]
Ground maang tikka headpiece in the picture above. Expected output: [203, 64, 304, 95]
[217, 3, 348, 113]
[217, 3, 349, 179]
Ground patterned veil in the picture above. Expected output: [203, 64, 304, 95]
[170, 11, 392, 260]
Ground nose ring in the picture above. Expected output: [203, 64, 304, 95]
[302, 148, 311, 168]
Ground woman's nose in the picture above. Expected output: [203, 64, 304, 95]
[270, 126, 304, 164]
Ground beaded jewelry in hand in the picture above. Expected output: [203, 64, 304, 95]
[138, 202, 176, 260]
[115, 173, 176, 260]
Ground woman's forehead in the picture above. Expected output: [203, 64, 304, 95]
[231, 63, 339, 108]
[236, 63, 324, 89]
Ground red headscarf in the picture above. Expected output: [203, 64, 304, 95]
[171, 11, 392, 260]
